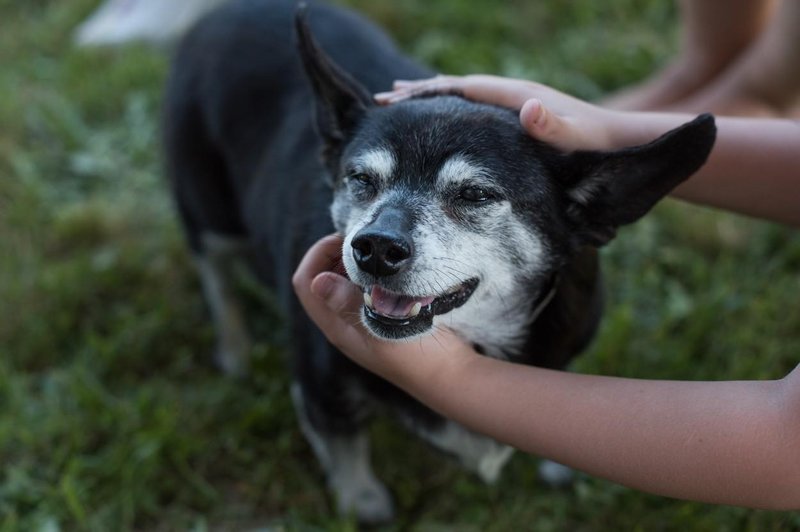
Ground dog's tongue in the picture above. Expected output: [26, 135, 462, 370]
[370, 285, 435, 318]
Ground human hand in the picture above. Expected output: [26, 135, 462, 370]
[292, 234, 475, 386]
[374, 74, 624, 152]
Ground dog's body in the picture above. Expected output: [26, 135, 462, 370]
[165, 0, 715, 523]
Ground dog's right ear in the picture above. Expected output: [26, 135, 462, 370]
[295, 5, 374, 170]
[559, 114, 717, 247]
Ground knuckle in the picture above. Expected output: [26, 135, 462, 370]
[291, 271, 303, 291]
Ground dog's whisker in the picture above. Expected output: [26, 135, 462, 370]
[438, 264, 471, 280]
[434, 267, 465, 287]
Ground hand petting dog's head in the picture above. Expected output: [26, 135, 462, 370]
[296, 9, 716, 345]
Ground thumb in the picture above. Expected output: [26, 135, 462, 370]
[519, 98, 615, 153]
[310, 271, 364, 315]
[307, 271, 371, 352]
[519, 98, 582, 152]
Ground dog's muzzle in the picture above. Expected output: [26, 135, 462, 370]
[348, 208, 478, 339]
[360, 278, 479, 339]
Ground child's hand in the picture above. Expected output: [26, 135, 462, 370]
[375, 74, 623, 153]
[292, 234, 474, 386]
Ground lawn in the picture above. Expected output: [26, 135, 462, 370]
[1, 0, 798, 530]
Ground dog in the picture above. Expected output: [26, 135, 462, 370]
[164, 0, 716, 523]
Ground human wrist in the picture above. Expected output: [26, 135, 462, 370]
[605, 109, 700, 149]
[377, 335, 478, 399]
[602, 109, 654, 149]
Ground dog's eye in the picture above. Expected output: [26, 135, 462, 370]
[346, 173, 377, 199]
[458, 186, 494, 203]
[350, 173, 372, 185]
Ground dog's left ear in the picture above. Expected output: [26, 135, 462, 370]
[559, 114, 717, 247]
[295, 6, 374, 170]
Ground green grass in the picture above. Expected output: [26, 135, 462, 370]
[1, 0, 798, 530]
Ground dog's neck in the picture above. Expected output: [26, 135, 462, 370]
[468, 273, 560, 359]
[527, 273, 560, 325]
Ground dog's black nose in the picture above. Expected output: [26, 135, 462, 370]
[351, 231, 412, 277]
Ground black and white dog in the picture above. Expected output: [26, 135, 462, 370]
[164, 0, 715, 523]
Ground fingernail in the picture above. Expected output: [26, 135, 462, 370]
[387, 93, 411, 103]
[374, 92, 411, 105]
[520, 98, 545, 133]
[310, 273, 335, 300]
[529, 99, 544, 122]
[535, 102, 547, 125]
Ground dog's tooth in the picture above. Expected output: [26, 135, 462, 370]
[409, 302, 422, 317]
[363, 292, 373, 308]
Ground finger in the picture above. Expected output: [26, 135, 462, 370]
[392, 75, 450, 89]
[292, 234, 345, 298]
[375, 76, 463, 104]
[519, 98, 579, 152]
[448, 75, 532, 109]
[390, 75, 529, 109]
[392, 79, 426, 88]
[374, 90, 412, 104]
[519, 98, 547, 137]
[298, 270, 369, 355]
[375, 84, 453, 104]
[302, 269, 374, 360]
[378, 76, 534, 110]
[310, 271, 364, 315]
[299, 271, 358, 332]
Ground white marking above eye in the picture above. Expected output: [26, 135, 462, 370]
[349, 147, 396, 184]
[436, 155, 493, 190]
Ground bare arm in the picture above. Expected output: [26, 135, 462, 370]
[610, 112, 800, 225]
[420, 351, 800, 510]
[293, 236, 800, 510]
[377, 76, 800, 226]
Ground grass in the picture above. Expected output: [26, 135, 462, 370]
[1, 0, 798, 530]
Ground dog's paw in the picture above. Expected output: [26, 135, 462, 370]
[473, 444, 515, 484]
[332, 473, 394, 525]
[213, 339, 251, 378]
[538, 459, 575, 488]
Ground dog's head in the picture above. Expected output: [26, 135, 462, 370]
[296, 12, 716, 346]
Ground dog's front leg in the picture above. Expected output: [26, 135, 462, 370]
[290, 374, 393, 525]
[402, 416, 515, 483]
[194, 232, 252, 377]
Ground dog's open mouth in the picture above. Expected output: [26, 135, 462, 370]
[361, 278, 479, 339]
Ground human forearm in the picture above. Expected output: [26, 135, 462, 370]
[400, 353, 800, 510]
[609, 112, 800, 225]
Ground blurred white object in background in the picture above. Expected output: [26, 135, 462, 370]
[74, 0, 230, 46]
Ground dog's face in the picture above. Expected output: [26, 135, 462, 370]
[330, 98, 567, 345]
[297, 14, 716, 346]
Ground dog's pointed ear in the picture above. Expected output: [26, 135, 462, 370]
[295, 5, 374, 168]
[559, 114, 717, 247]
